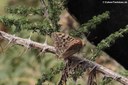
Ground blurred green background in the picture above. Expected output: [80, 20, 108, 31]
[0, 0, 62, 85]
[0, 0, 125, 85]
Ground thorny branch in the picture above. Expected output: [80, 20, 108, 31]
[0, 31, 55, 53]
[0, 31, 128, 85]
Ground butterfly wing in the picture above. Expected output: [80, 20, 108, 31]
[51, 32, 83, 58]
[51, 32, 71, 56]
[62, 38, 83, 58]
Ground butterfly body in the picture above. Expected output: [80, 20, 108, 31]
[51, 32, 84, 59]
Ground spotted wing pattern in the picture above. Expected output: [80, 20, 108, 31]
[51, 32, 83, 59]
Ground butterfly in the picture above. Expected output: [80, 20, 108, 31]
[51, 32, 84, 59]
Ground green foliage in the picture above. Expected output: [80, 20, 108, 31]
[0, 16, 30, 32]
[36, 62, 64, 85]
[70, 11, 110, 37]
[99, 77, 113, 85]
[6, 6, 45, 16]
[0, 0, 65, 34]
[0, 0, 128, 85]
[91, 26, 128, 60]
[46, 0, 65, 29]
[119, 70, 128, 77]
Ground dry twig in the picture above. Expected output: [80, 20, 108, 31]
[0, 31, 128, 85]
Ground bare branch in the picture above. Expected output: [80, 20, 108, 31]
[0, 31, 128, 85]
[0, 31, 56, 53]
[68, 56, 128, 85]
